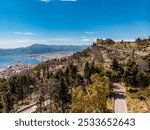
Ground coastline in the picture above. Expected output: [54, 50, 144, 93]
[0, 61, 35, 79]
[0, 52, 73, 79]
[27, 52, 73, 62]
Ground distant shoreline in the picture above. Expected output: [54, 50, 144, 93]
[27, 52, 73, 62]
[0, 52, 73, 78]
[0, 52, 73, 66]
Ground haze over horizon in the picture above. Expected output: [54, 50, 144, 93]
[0, 0, 150, 48]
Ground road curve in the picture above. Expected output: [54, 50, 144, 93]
[17, 99, 50, 113]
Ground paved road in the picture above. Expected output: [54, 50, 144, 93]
[17, 99, 50, 113]
[17, 83, 128, 113]
[113, 84, 127, 113]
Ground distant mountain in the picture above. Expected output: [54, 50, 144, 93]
[0, 44, 88, 55]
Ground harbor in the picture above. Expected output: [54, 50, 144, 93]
[0, 53, 72, 79]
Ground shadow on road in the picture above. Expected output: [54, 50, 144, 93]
[114, 94, 126, 100]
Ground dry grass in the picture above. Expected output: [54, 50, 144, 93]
[126, 86, 150, 113]
[107, 98, 114, 112]
[127, 97, 148, 113]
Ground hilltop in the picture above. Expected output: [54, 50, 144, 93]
[0, 38, 150, 113]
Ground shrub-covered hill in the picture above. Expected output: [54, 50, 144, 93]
[0, 38, 150, 113]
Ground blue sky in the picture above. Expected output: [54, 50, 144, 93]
[0, 0, 150, 48]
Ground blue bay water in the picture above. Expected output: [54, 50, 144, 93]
[0, 55, 41, 67]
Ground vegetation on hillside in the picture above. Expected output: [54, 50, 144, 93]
[0, 38, 150, 113]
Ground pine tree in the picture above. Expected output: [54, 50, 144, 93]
[0, 100, 3, 113]
[136, 70, 149, 88]
[4, 89, 14, 112]
[37, 86, 45, 113]
[70, 64, 77, 79]
[72, 74, 109, 113]
[112, 58, 119, 71]
[47, 79, 57, 113]
[84, 62, 91, 80]
[56, 78, 71, 113]
[124, 60, 139, 86]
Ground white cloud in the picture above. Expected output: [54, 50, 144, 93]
[13, 32, 35, 35]
[39, 0, 51, 3]
[59, 0, 77, 2]
[85, 32, 98, 35]
[81, 35, 96, 43]
[81, 38, 90, 42]
[0, 40, 33, 49]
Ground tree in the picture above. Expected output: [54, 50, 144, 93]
[83, 49, 89, 57]
[64, 67, 70, 86]
[84, 62, 91, 80]
[124, 60, 139, 86]
[72, 74, 109, 113]
[71, 86, 90, 112]
[88, 74, 109, 112]
[46, 79, 57, 113]
[54, 69, 64, 79]
[112, 59, 120, 71]
[70, 64, 78, 79]
[75, 74, 84, 87]
[84, 61, 104, 84]
[8, 76, 17, 94]
[17, 75, 28, 104]
[111, 59, 124, 82]
[144, 54, 150, 72]
[136, 70, 149, 88]
[56, 78, 71, 113]
[136, 37, 142, 43]
[4, 89, 14, 112]
[36, 87, 45, 113]
[64, 67, 69, 77]
[0, 100, 3, 113]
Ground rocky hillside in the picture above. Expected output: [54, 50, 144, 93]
[0, 38, 150, 113]
[42, 38, 150, 72]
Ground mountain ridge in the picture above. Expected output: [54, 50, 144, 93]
[0, 44, 88, 55]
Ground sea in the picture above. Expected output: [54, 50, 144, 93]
[0, 55, 41, 67]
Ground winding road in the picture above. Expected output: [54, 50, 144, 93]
[17, 83, 128, 113]
[16, 99, 50, 113]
